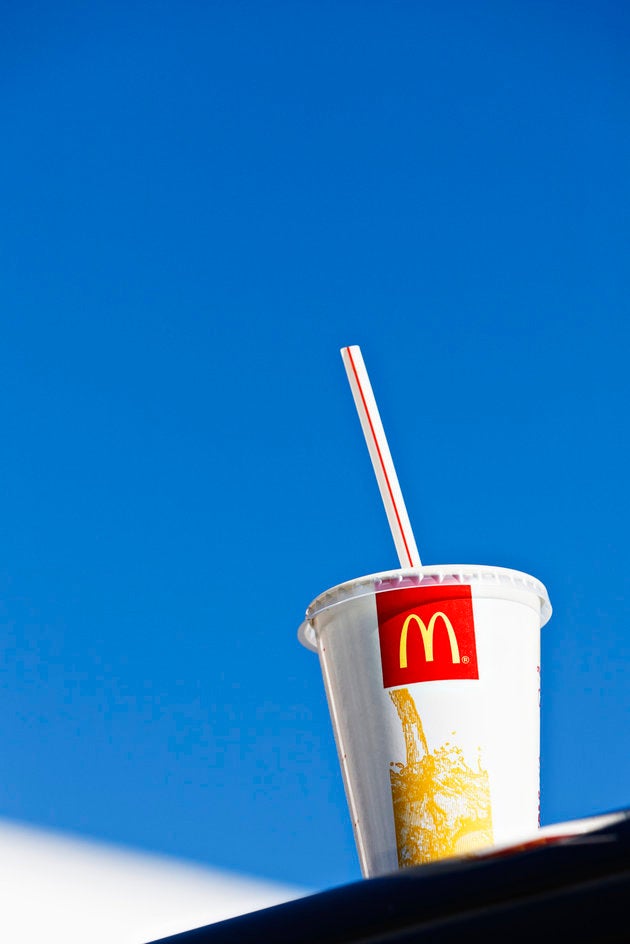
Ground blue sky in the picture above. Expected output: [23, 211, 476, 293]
[1, 1, 629, 890]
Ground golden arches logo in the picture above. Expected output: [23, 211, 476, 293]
[399, 612, 461, 668]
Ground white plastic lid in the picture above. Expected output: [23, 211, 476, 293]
[298, 564, 552, 651]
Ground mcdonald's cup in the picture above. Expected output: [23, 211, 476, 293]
[298, 565, 551, 878]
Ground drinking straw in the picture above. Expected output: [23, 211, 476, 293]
[340, 345, 422, 570]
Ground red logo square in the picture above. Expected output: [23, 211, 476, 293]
[377, 585, 479, 688]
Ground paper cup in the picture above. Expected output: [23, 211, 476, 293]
[299, 565, 551, 878]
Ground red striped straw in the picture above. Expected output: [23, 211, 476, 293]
[341, 345, 422, 570]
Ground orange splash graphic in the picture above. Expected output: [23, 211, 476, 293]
[389, 688, 493, 866]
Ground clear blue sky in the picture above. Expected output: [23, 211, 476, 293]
[1, 1, 628, 890]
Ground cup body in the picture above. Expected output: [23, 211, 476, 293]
[299, 565, 551, 878]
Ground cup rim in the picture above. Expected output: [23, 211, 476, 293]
[298, 564, 552, 651]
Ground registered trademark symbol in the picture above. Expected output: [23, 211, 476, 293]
[462, 655, 470, 664]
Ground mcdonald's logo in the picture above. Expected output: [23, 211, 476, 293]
[399, 612, 460, 667]
[377, 585, 478, 687]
